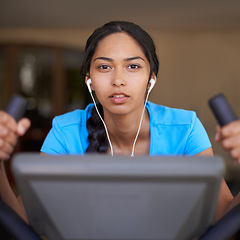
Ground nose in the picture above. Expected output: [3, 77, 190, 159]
[111, 68, 126, 87]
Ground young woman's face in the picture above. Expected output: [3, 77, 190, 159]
[87, 32, 152, 116]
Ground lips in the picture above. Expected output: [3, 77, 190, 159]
[111, 94, 127, 98]
[110, 92, 129, 98]
[109, 92, 129, 104]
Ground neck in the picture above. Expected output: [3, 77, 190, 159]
[103, 105, 150, 155]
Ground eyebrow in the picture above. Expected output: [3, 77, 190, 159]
[93, 56, 145, 62]
[124, 56, 145, 62]
[94, 57, 113, 62]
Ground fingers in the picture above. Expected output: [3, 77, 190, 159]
[215, 120, 240, 162]
[230, 147, 240, 163]
[0, 111, 18, 145]
[0, 123, 18, 146]
[219, 120, 240, 138]
[17, 118, 31, 136]
[222, 134, 240, 150]
[215, 126, 222, 142]
[0, 111, 18, 160]
[0, 111, 31, 160]
[0, 111, 18, 132]
[0, 138, 14, 160]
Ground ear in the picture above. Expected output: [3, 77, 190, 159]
[147, 73, 157, 91]
[85, 75, 94, 91]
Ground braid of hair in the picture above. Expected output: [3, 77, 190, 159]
[86, 103, 108, 153]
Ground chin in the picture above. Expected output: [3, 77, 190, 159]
[104, 104, 131, 116]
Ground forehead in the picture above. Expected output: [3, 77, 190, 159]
[93, 32, 145, 59]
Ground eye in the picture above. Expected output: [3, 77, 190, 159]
[128, 64, 141, 69]
[98, 64, 110, 70]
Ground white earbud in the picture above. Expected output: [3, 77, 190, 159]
[148, 78, 155, 93]
[87, 78, 92, 93]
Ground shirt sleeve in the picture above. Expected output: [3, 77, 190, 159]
[40, 117, 68, 154]
[184, 113, 212, 155]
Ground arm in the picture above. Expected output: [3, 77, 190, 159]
[196, 147, 240, 223]
[0, 111, 30, 223]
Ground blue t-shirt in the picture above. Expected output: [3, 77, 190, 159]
[40, 102, 211, 155]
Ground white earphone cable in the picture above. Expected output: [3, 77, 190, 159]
[131, 90, 150, 157]
[88, 78, 154, 157]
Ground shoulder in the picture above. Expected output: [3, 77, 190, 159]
[147, 102, 211, 155]
[52, 103, 94, 129]
[41, 104, 94, 154]
[146, 101, 196, 126]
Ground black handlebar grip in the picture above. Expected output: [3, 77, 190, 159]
[5, 95, 28, 122]
[208, 94, 238, 127]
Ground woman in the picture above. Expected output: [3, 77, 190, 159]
[41, 21, 212, 157]
[0, 21, 240, 224]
